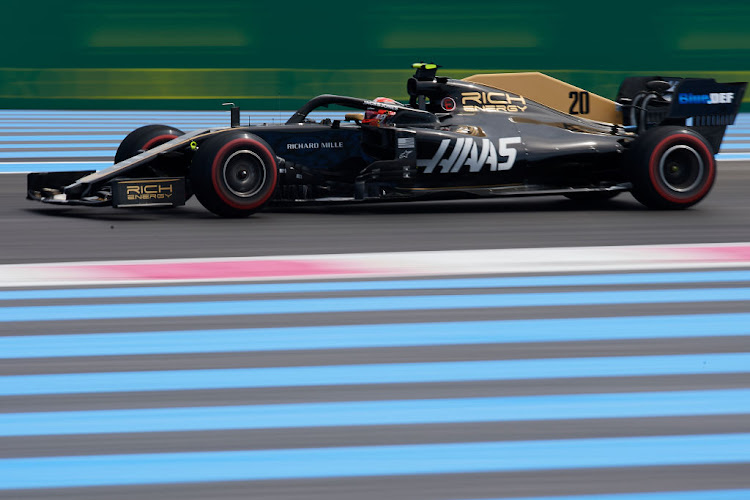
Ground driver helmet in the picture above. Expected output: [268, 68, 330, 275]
[363, 97, 400, 126]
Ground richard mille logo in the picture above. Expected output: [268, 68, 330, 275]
[286, 141, 344, 150]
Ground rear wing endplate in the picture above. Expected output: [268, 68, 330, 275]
[668, 79, 746, 127]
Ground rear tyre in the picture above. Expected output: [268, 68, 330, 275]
[190, 131, 278, 218]
[628, 126, 716, 209]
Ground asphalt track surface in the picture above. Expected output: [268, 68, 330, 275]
[1, 162, 750, 264]
[2, 118, 750, 498]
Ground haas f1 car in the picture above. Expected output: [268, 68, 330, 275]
[28, 64, 746, 217]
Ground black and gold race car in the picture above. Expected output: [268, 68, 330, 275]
[28, 64, 746, 217]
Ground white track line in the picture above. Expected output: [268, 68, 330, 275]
[2, 242, 750, 287]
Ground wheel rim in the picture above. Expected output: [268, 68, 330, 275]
[658, 144, 704, 193]
[222, 150, 266, 198]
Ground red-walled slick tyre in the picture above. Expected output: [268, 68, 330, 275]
[114, 124, 185, 163]
[190, 131, 278, 218]
[115, 124, 191, 200]
[628, 126, 716, 209]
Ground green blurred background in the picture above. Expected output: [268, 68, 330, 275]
[1, 0, 748, 110]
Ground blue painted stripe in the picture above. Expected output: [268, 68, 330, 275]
[2, 313, 749, 359]
[1, 433, 749, 489]
[0, 119, 222, 123]
[1, 353, 747, 396]
[717, 154, 750, 160]
[2, 389, 749, 437]
[0, 110, 311, 114]
[0, 111, 341, 117]
[0, 135, 128, 142]
[0, 150, 113, 158]
[0, 110, 232, 114]
[0, 121, 225, 126]
[0, 116, 280, 120]
[0, 121, 277, 127]
[0, 121, 326, 131]
[0, 121, 277, 125]
[0, 113, 344, 127]
[452, 490, 750, 500]
[0, 110, 230, 114]
[3, 287, 750, 322]
[0, 120, 328, 129]
[4, 270, 750, 302]
[720, 143, 750, 150]
[0, 116, 226, 120]
[1, 125, 216, 131]
[0, 163, 109, 173]
[0, 143, 120, 149]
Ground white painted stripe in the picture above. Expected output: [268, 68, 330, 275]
[1, 242, 749, 287]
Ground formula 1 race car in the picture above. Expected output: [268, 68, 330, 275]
[28, 64, 746, 217]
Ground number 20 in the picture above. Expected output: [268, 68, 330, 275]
[569, 91, 590, 115]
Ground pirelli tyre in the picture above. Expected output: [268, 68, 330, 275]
[114, 124, 185, 163]
[628, 126, 716, 209]
[190, 131, 278, 218]
[114, 124, 192, 200]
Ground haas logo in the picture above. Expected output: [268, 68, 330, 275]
[417, 137, 522, 174]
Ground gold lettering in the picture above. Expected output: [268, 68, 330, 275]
[461, 92, 482, 105]
[486, 92, 508, 105]
[123, 182, 176, 201]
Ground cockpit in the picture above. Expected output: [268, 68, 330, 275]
[286, 94, 440, 129]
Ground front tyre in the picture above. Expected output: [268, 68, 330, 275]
[190, 131, 278, 218]
[628, 126, 716, 209]
[115, 124, 185, 163]
[114, 124, 193, 201]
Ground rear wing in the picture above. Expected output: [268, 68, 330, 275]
[617, 76, 746, 152]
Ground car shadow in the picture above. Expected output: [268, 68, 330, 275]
[23, 205, 216, 221]
[268, 196, 645, 216]
[22, 195, 645, 221]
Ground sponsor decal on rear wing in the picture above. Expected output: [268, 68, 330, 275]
[668, 79, 747, 125]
